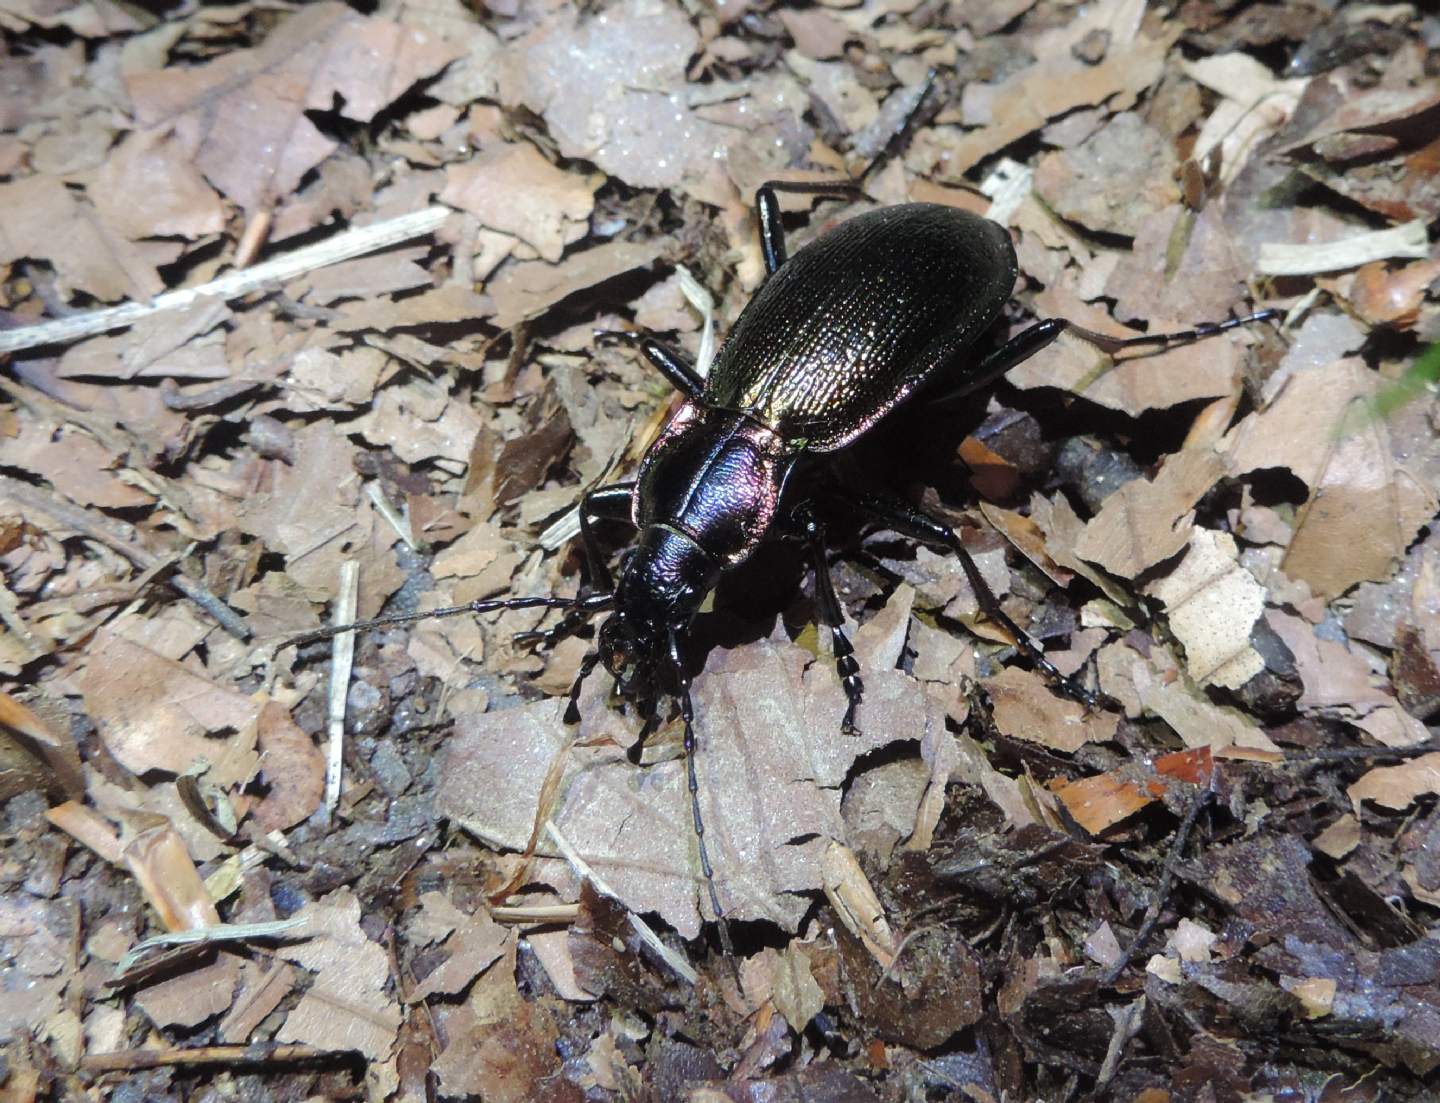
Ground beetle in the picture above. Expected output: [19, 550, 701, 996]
[292, 102, 1278, 950]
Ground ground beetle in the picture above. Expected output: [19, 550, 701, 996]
[295, 87, 1278, 950]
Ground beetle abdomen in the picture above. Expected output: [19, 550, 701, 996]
[706, 203, 1016, 451]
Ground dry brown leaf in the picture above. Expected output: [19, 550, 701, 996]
[89, 129, 225, 241]
[133, 953, 242, 1030]
[1033, 112, 1179, 237]
[235, 424, 405, 614]
[505, 0, 729, 189]
[1125, 657, 1281, 757]
[58, 299, 232, 382]
[1349, 753, 1440, 813]
[779, 8, 851, 59]
[983, 666, 1120, 753]
[440, 594, 935, 937]
[489, 239, 666, 329]
[408, 893, 510, 1002]
[127, 3, 460, 217]
[1147, 528, 1265, 689]
[249, 701, 324, 832]
[946, 34, 1166, 175]
[1010, 287, 1243, 416]
[1227, 358, 1437, 600]
[219, 961, 298, 1044]
[442, 143, 600, 262]
[1104, 203, 1251, 326]
[1074, 450, 1225, 578]
[80, 630, 260, 786]
[276, 888, 401, 1063]
[0, 174, 171, 301]
[1055, 747, 1215, 836]
[1263, 609, 1392, 717]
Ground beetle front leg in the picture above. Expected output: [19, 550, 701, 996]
[790, 503, 864, 734]
[857, 493, 1106, 711]
[512, 483, 632, 651]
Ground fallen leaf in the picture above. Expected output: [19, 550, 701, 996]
[1074, 450, 1225, 578]
[442, 143, 600, 262]
[0, 174, 171, 300]
[80, 630, 260, 786]
[1349, 753, 1440, 813]
[127, 3, 460, 217]
[276, 888, 401, 1062]
[1147, 528, 1265, 689]
[983, 665, 1120, 754]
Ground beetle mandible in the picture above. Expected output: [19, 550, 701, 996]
[294, 89, 1278, 949]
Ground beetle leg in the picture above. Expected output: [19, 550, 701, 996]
[929, 319, 1071, 406]
[930, 309, 1281, 407]
[791, 503, 864, 734]
[754, 72, 941, 275]
[755, 180, 865, 275]
[1060, 308, 1282, 354]
[857, 494, 1107, 711]
[511, 591, 616, 649]
[597, 331, 704, 399]
[668, 630, 735, 956]
[563, 647, 602, 725]
[578, 482, 635, 594]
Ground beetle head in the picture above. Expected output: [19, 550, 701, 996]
[600, 525, 719, 696]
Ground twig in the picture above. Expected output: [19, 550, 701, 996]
[545, 821, 698, 986]
[491, 903, 581, 925]
[1094, 996, 1146, 1093]
[1102, 788, 1213, 985]
[80, 1043, 345, 1074]
[324, 561, 360, 816]
[1283, 741, 1440, 764]
[115, 916, 310, 976]
[0, 206, 452, 355]
[0, 473, 251, 640]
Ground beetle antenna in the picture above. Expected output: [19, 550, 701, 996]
[1066, 308, 1283, 354]
[281, 591, 614, 648]
[672, 654, 734, 958]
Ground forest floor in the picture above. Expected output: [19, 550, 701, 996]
[1, 0, 1439, 1100]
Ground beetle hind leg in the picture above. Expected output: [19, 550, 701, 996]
[857, 494, 1110, 711]
[793, 503, 865, 734]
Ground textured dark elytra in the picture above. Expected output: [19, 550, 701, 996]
[291, 87, 1279, 953]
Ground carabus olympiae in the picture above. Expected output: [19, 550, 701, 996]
[292, 86, 1279, 952]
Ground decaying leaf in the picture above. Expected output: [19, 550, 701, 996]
[127, 3, 459, 218]
[1148, 528, 1265, 689]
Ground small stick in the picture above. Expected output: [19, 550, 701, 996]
[324, 561, 360, 817]
[0, 473, 251, 640]
[80, 1043, 343, 1074]
[1102, 787, 1213, 986]
[545, 822, 698, 986]
[0, 206, 452, 355]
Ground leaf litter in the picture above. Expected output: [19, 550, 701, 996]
[1, 0, 1440, 1099]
